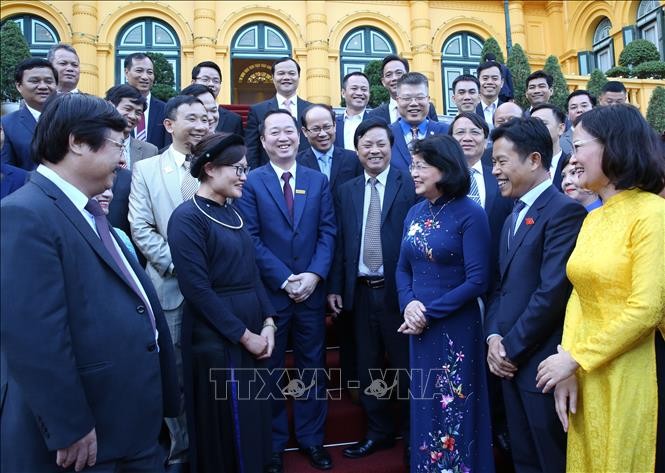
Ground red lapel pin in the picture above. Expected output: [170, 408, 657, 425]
[525, 217, 535, 225]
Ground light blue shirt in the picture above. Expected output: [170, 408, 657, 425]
[514, 178, 552, 233]
[312, 145, 334, 180]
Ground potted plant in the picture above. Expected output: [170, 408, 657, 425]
[0, 20, 31, 115]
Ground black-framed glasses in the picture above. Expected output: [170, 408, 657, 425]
[231, 165, 251, 176]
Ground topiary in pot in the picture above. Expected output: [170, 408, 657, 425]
[618, 39, 660, 68]
[646, 86, 665, 133]
[543, 55, 569, 111]
[633, 60, 665, 80]
[605, 66, 632, 78]
[587, 69, 608, 100]
[507, 44, 531, 110]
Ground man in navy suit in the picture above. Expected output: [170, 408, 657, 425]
[190, 61, 244, 135]
[328, 119, 416, 461]
[475, 61, 506, 131]
[245, 57, 313, 169]
[124, 53, 169, 150]
[1, 58, 57, 170]
[335, 71, 370, 149]
[367, 55, 438, 124]
[297, 104, 362, 195]
[531, 103, 570, 192]
[1, 93, 177, 472]
[237, 110, 336, 473]
[388, 73, 449, 171]
[485, 118, 586, 473]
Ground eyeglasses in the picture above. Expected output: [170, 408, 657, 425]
[104, 137, 125, 156]
[305, 124, 334, 134]
[408, 162, 432, 172]
[231, 165, 251, 176]
[195, 76, 221, 85]
[572, 138, 599, 150]
[397, 95, 429, 104]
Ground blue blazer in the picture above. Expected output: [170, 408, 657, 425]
[135, 95, 169, 150]
[0, 163, 28, 199]
[367, 102, 439, 124]
[333, 111, 369, 149]
[296, 146, 362, 196]
[215, 106, 244, 136]
[236, 163, 336, 312]
[389, 120, 450, 171]
[244, 96, 313, 169]
[485, 185, 586, 392]
[1, 107, 37, 170]
[329, 166, 416, 312]
[0, 172, 178, 470]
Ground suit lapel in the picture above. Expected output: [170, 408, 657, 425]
[260, 165, 291, 223]
[381, 167, 399, 225]
[159, 148, 182, 209]
[293, 166, 309, 229]
[393, 132, 411, 170]
[329, 148, 342, 189]
[18, 107, 37, 135]
[351, 175, 365, 231]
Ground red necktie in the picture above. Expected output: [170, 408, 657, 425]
[282, 172, 293, 219]
[135, 114, 147, 141]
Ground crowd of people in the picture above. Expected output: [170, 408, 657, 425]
[1, 41, 664, 473]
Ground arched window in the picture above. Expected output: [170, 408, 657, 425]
[340, 27, 395, 79]
[593, 18, 614, 72]
[2, 14, 60, 58]
[230, 22, 292, 103]
[441, 32, 484, 116]
[115, 18, 181, 88]
[637, 0, 664, 58]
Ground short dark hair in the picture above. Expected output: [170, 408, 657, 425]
[301, 104, 336, 128]
[601, 80, 627, 94]
[179, 83, 215, 99]
[47, 43, 78, 62]
[353, 118, 394, 149]
[191, 61, 221, 80]
[342, 71, 369, 89]
[449, 112, 490, 139]
[411, 135, 470, 197]
[530, 103, 566, 124]
[477, 61, 503, 79]
[452, 74, 480, 93]
[271, 57, 300, 75]
[483, 52, 497, 62]
[576, 104, 665, 193]
[164, 95, 205, 120]
[526, 70, 553, 88]
[14, 58, 58, 84]
[259, 109, 299, 137]
[32, 93, 125, 165]
[566, 89, 596, 109]
[490, 117, 553, 169]
[124, 53, 153, 71]
[105, 84, 147, 111]
[381, 54, 409, 75]
[396, 72, 428, 89]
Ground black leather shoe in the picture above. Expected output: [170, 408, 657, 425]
[265, 452, 283, 473]
[343, 438, 395, 458]
[301, 445, 333, 470]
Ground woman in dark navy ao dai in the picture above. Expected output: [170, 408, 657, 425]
[396, 136, 494, 473]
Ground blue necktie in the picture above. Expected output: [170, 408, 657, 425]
[508, 200, 526, 249]
[468, 169, 481, 206]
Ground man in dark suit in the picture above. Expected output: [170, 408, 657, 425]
[237, 110, 336, 473]
[0, 93, 177, 472]
[389, 73, 449, 171]
[451, 74, 481, 114]
[1, 58, 57, 170]
[335, 71, 370, 149]
[328, 119, 415, 460]
[47, 43, 81, 94]
[245, 57, 313, 169]
[485, 118, 586, 473]
[476, 61, 506, 131]
[190, 61, 244, 135]
[297, 104, 362, 195]
[531, 103, 569, 192]
[124, 53, 169, 150]
[366, 54, 438, 124]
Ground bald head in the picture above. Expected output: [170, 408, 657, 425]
[493, 102, 523, 127]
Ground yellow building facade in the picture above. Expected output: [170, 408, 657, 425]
[1, 0, 664, 113]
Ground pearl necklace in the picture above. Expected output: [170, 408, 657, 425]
[192, 195, 243, 230]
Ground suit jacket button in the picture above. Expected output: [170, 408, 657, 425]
[147, 343, 157, 352]
[137, 305, 145, 314]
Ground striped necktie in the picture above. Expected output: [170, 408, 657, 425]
[181, 155, 198, 201]
[468, 168, 482, 206]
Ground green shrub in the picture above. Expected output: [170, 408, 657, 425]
[481, 37, 505, 63]
[633, 60, 665, 79]
[587, 69, 608, 99]
[618, 39, 660, 67]
[364, 60, 389, 108]
[605, 66, 631, 78]
[145, 52, 177, 101]
[0, 20, 31, 102]
[646, 86, 665, 133]
[543, 55, 569, 111]
[506, 44, 531, 109]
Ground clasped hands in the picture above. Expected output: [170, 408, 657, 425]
[486, 336, 517, 379]
[284, 272, 320, 303]
[397, 300, 428, 335]
[240, 317, 276, 359]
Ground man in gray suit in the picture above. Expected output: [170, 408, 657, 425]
[129, 95, 209, 471]
[105, 85, 158, 169]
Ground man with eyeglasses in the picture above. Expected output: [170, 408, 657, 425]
[366, 54, 438, 124]
[190, 61, 243, 136]
[1, 58, 58, 170]
[129, 95, 210, 473]
[388, 72, 448, 171]
[245, 57, 313, 170]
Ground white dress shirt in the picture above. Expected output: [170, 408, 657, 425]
[549, 150, 563, 181]
[388, 98, 399, 123]
[358, 165, 390, 276]
[481, 98, 499, 130]
[470, 160, 487, 208]
[343, 111, 364, 150]
[26, 104, 41, 122]
[275, 93, 297, 118]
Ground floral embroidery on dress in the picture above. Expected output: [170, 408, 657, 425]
[406, 216, 441, 262]
[416, 334, 471, 473]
